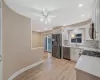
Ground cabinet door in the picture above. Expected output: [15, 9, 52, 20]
[70, 48, 76, 62]
[96, 0, 100, 41]
[92, 0, 100, 40]
[62, 29, 68, 46]
[70, 48, 80, 62]
[62, 29, 68, 40]
[75, 49, 80, 61]
[95, 0, 100, 34]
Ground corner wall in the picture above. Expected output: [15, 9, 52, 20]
[32, 31, 42, 48]
[2, 1, 43, 80]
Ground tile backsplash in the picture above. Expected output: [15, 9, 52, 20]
[99, 41, 100, 49]
[84, 40, 99, 49]
[63, 40, 99, 49]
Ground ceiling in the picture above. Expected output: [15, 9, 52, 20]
[4, 0, 94, 32]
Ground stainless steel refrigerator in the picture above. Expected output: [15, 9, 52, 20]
[52, 34, 62, 59]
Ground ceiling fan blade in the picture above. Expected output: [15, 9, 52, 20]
[32, 13, 43, 17]
[48, 15, 56, 18]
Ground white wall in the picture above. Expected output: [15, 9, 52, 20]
[2, 1, 44, 80]
[32, 31, 42, 48]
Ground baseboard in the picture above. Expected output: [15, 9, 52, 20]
[8, 60, 44, 80]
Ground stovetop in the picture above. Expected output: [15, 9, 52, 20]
[82, 50, 100, 58]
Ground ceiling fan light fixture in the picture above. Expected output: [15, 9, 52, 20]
[45, 21, 47, 24]
[47, 18, 51, 22]
[40, 18, 44, 22]
[78, 4, 83, 7]
[81, 15, 84, 17]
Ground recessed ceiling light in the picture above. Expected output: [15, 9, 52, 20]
[78, 4, 83, 7]
[81, 15, 84, 17]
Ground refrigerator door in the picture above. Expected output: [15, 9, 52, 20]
[52, 34, 61, 59]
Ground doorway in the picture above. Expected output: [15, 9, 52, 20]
[47, 35, 52, 53]
[43, 35, 52, 53]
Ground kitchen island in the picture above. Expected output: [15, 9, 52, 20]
[75, 50, 100, 80]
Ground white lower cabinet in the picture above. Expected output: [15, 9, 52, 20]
[70, 48, 81, 62]
[70, 48, 76, 62]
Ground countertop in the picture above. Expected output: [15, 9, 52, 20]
[75, 55, 100, 78]
[63, 45, 100, 52]
[63, 45, 100, 78]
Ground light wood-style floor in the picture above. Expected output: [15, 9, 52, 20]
[14, 53, 76, 80]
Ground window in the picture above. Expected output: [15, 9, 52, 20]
[69, 28, 84, 45]
[71, 34, 82, 43]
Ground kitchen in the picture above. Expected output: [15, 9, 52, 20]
[51, 0, 100, 80]
[3, 0, 100, 79]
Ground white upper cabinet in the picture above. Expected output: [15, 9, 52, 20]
[92, 0, 100, 40]
[62, 28, 68, 46]
[96, 0, 100, 41]
[95, 0, 100, 34]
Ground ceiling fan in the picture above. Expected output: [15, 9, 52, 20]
[20, 5, 65, 24]
[21, 5, 65, 24]
[32, 8, 56, 24]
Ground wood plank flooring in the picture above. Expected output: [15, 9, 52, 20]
[14, 53, 76, 80]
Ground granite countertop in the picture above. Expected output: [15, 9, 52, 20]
[75, 55, 100, 78]
[63, 45, 100, 78]
[63, 45, 100, 52]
